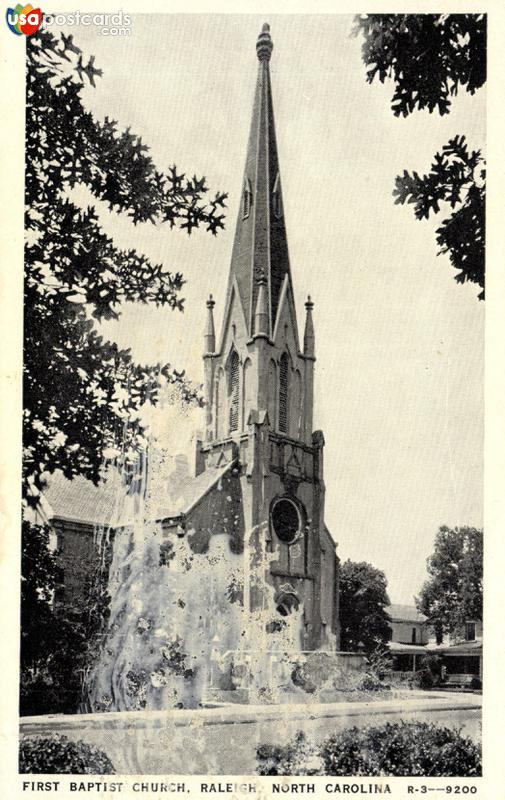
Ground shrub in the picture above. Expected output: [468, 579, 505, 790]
[19, 735, 115, 774]
[320, 721, 481, 776]
[365, 647, 393, 681]
[355, 673, 390, 692]
[256, 732, 322, 776]
[256, 722, 481, 777]
[414, 668, 435, 690]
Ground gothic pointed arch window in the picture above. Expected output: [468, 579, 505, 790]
[228, 350, 240, 433]
[215, 367, 225, 439]
[242, 357, 253, 431]
[272, 172, 283, 219]
[290, 369, 302, 439]
[242, 177, 253, 220]
[279, 352, 289, 433]
[267, 359, 277, 429]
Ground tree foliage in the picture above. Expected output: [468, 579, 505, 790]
[20, 521, 111, 715]
[393, 136, 485, 298]
[339, 560, 391, 653]
[20, 521, 61, 677]
[353, 14, 486, 118]
[353, 14, 486, 298]
[417, 525, 483, 642]
[24, 30, 227, 503]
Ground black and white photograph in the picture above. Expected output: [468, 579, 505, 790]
[1, 4, 502, 793]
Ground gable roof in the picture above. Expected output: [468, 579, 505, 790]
[386, 604, 427, 623]
[44, 470, 132, 527]
[44, 460, 236, 529]
[159, 460, 236, 520]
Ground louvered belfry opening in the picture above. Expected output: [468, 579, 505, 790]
[279, 352, 289, 433]
[229, 351, 240, 432]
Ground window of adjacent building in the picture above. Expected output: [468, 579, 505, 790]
[279, 352, 289, 433]
[228, 351, 240, 432]
[466, 622, 476, 641]
[411, 627, 417, 644]
[242, 177, 252, 219]
[272, 172, 283, 219]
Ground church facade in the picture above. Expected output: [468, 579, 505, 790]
[43, 24, 340, 655]
[193, 23, 339, 650]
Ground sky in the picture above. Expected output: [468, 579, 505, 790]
[63, 14, 485, 605]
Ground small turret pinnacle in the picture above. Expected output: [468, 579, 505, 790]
[254, 271, 269, 338]
[256, 23, 273, 62]
[204, 294, 216, 354]
[304, 295, 315, 359]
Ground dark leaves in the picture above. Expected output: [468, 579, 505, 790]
[393, 137, 485, 297]
[339, 560, 391, 653]
[24, 30, 216, 501]
[353, 14, 486, 118]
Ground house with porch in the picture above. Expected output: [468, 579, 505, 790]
[386, 604, 429, 675]
[386, 604, 482, 686]
[426, 620, 483, 685]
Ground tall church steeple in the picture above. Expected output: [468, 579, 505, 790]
[194, 24, 338, 653]
[202, 23, 314, 447]
[224, 22, 294, 339]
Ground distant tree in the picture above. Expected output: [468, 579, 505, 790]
[339, 560, 391, 653]
[20, 521, 111, 715]
[417, 526, 483, 643]
[20, 522, 61, 677]
[24, 30, 227, 504]
[353, 14, 486, 298]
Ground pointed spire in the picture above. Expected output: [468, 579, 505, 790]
[223, 23, 294, 338]
[204, 294, 216, 354]
[254, 271, 269, 338]
[303, 296, 315, 359]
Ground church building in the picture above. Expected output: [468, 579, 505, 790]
[42, 24, 340, 655]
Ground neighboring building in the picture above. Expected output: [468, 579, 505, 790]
[386, 604, 429, 674]
[37, 24, 340, 654]
[427, 620, 483, 682]
[386, 604, 482, 683]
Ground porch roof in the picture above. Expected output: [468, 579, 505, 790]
[426, 640, 482, 657]
[389, 642, 428, 655]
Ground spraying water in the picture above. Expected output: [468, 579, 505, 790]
[83, 385, 346, 711]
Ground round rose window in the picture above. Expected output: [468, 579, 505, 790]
[271, 498, 301, 544]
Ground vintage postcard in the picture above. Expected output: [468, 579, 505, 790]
[1, 2, 504, 798]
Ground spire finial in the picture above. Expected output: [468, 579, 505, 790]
[305, 295, 314, 311]
[206, 293, 215, 310]
[256, 23, 273, 62]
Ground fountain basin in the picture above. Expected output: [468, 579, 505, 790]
[20, 691, 481, 775]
